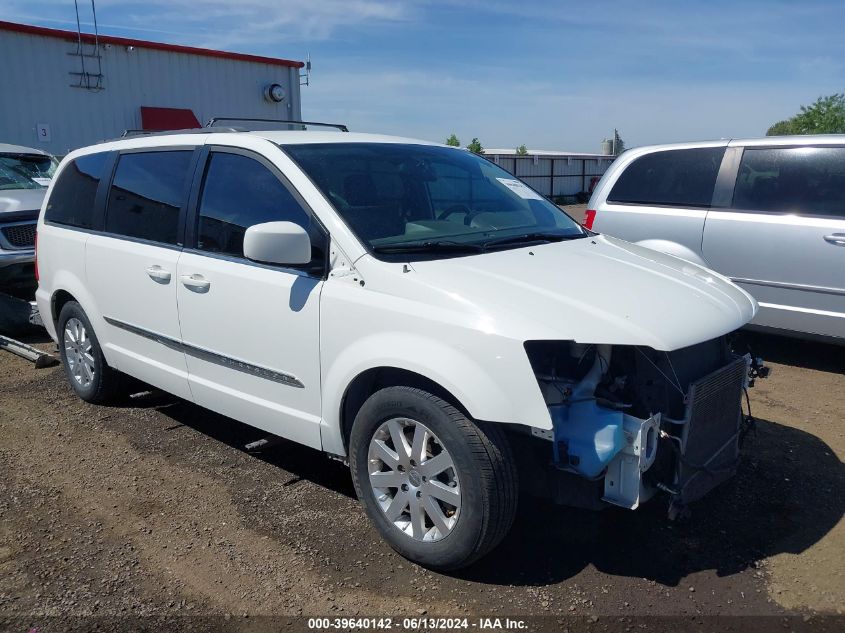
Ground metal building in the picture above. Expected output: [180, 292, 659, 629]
[484, 149, 616, 199]
[0, 20, 305, 155]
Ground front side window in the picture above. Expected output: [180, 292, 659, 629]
[0, 153, 58, 191]
[608, 147, 725, 208]
[196, 151, 318, 262]
[733, 147, 845, 217]
[105, 151, 193, 244]
[45, 153, 107, 228]
[283, 143, 584, 259]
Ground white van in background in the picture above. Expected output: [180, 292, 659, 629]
[0, 143, 57, 297]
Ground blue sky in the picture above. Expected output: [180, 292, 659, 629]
[3, 1, 843, 152]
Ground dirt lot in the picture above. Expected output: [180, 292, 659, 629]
[0, 327, 843, 630]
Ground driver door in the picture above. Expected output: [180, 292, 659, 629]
[176, 147, 327, 449]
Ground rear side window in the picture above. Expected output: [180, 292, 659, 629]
[44, 153, 108, 228]
[608, 147, 725, 207]
[105, 151, 193, 244]
[196, 152, 311, 258]
[733, 147, 845, 217]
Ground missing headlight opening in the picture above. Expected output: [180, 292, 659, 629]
[523, 338, 759, 516]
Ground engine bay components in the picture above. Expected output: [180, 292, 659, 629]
[550, 399, 626, 478]
[603, 412, 660, 509]
[524, 337, 756, 513]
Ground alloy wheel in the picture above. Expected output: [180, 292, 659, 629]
[368, 417, 461, 542]
[63, 317, 96, 388]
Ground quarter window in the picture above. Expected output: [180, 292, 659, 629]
[733, 147, 845, 217]
[197, 152, 312, 259]
[44, 153, 108, 228]
[608, 147, 725, 208]
[105, 151, 193, 244]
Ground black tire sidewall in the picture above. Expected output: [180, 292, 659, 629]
[57, 302, 107, 402]
[350, 388, 488, 569]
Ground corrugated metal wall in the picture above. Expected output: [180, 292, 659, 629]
[0, 29, 302, 155]
[488, 154, 613, 197]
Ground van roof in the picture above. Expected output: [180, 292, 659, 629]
[626, 134, 845, 155]
[246, 130, 441, 146]
[67, 131, 445, 159]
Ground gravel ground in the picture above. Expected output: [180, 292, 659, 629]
[560, 203, 588, 225]
[0, 328, 842, 631]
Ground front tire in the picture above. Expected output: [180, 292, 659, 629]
[57, 301, 123, 404]
[349, 386, 518, 570]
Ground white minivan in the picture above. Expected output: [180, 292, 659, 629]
[37, 127, 757, 569]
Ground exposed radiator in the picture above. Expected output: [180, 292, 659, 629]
[675, 355, 748, 505]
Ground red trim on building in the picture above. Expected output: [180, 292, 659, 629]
[0, 20, 304, 69]
[140, 107, 201, 131]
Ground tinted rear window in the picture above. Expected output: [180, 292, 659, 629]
[105, 151, 193, 244]
[733, 147, 845, 217]
[44, 153, 108, 228]
[608, 147, 725, 207]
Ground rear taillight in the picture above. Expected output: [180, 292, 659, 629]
[583, 209, 597, 230]
[34, 230, 39, 282]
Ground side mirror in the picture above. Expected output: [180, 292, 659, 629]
[243, 221, 311, 266]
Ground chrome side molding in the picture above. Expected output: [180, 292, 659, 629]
[103, 316, 305, 388]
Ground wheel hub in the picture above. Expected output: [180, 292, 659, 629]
[407, 469, 422, 487]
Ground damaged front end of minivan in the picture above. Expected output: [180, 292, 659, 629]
[517, 338, 765, 517]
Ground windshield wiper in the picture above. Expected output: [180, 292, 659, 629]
[371, 232, 585, 255]
[372, 240, 484, 254]
[481, 231, 586, 250]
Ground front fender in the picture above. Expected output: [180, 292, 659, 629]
[320, 332, 551, 455]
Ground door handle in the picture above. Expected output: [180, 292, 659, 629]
[145, 265, 171, 283]
[823, 233, 845, 246]
[180, 273, 211, 292]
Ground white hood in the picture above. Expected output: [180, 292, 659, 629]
[378, 234, 757, 351]
[0, 188, 46, 214]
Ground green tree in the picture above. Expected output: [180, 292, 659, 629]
[515, 144, 528, 155]
[767, 94, 845, 136]
[767, 119, 797, 136]
[466, 138, 484, 154]
[445, 133, 461, 147]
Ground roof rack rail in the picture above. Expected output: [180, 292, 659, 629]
[205, 117, 349, 132]
[121, 129, 156, 137]
[119, 127, 245, 138]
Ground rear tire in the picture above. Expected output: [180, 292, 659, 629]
[349, 386, 518, 570]
[57, 301, 123, 404]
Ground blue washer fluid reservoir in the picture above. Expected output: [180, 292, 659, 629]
[550, 400, 626, 478]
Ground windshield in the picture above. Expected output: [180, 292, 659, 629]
[0, 153, 58, 191]
[282, 143, 585, 258]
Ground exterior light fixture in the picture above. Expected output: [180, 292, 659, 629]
[264, 83, 286, 103]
